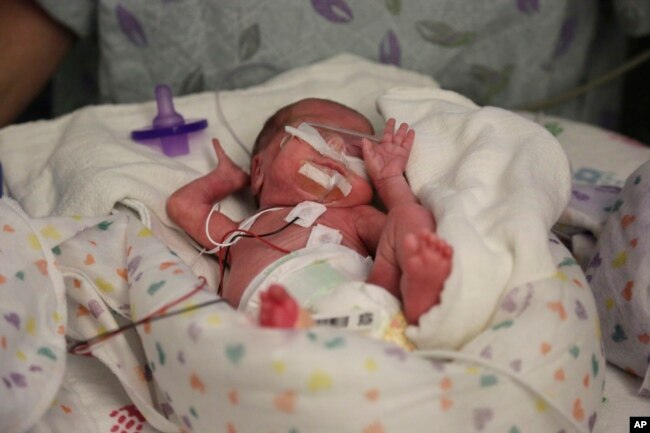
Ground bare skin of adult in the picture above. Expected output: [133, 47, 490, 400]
[167, 98, 452, 325]
[0, 0, 74, 127]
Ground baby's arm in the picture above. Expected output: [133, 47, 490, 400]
[166, 139, 249, 251]
[362, 119, 418, 210]
[353, 205, 388, 254]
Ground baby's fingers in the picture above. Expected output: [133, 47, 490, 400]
[393, 122, 411, 145]
[403, 128, 415, 150]
[361, 137, 375, 159]
[382, 118, 397, 143]
[361, 138, 381, 172]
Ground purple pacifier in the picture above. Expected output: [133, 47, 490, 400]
[131, 84, 208, 156]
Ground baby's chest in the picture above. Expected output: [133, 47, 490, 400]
[245, 207, 364, 253]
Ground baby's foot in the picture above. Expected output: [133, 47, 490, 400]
[400, 231, 453, 324]
[259, 285, 300, 328]
[259, 285, 315, 329]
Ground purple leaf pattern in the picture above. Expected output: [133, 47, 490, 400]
[589, 413, 598, 432]
[4, 312, 20, 329]
[588, 252, 602, 271]
[552, 16, 577, 60]
[88, 300, 105, 318]
[416, 20, 476, 47]
[575, 300, 588, 320]
[9, 373, 27, 388]
[127, 255, 142, 276]
[384, 346, 407, 362]
[379, 30, 401, 66]
[311, 0, 354, 23]
[572, 189, 590, 201]
[116, 4, 148, 46]
[516, 0, 539, 14]
[595, 185, 621, 194]
[239, 23, 261, 62]
[473, 407, 494, 430]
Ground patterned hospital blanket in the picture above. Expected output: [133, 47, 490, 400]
[586, 160, 650, 395]
[0, 198, 186, 432]
[1, 196, 603, 433]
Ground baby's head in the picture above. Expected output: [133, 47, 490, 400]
[250, 98, 375, 208]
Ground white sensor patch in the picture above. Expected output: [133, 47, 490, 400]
[298, 163, 352, 197]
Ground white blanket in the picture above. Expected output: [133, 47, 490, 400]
[0, 54, 435, 221]
[378, 88, 572, 349]
[0, 56, 572, 351]
[0, 54, 435, 289]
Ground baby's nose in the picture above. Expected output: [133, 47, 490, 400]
[326, 135, 346, 153]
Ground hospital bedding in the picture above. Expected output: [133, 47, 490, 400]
[1, 55, 648, 433]
[0, 191, 603, 433]
[585, 160, 650, 392]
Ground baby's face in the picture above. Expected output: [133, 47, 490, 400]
[252, 100, 374, 208]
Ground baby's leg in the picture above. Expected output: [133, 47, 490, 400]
[367, 204, 452, 324]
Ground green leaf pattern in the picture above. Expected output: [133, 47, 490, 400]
[385, 0, 401, 15]
[239, 23, 261, 61]
[416, 20, 476, 47]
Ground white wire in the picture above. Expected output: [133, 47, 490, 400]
[189, 248, 206, 269]
[204, 202, 236, 249]
[201, 204, 285, 255]
[189, 205, 285, 273]
[185, 202, 228, 272]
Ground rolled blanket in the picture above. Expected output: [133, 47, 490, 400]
[378, 88, 572, 349]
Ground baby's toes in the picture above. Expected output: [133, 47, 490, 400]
[405, 251, 426, 275]
[403, 232, 420, 256]
[419, 231, 452, 258]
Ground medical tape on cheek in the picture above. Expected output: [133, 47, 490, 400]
[330, 172, 352, 196]
[286, 124, 369, 180]
[298, 163, 352, 197]
[298, 163, 332, 189]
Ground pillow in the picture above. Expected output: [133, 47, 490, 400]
[518, 112, 650, 188]
[585, 159, 650, 396]
[517, 112, 650, 254]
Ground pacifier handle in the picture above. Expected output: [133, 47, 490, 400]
[153, 85, 184, 128]
[130, 83, 209, 157]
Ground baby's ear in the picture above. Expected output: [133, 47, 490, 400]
[250, 154, 265, 196]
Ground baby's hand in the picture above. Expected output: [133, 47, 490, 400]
[361, 119, 414, 184]
[212, 138, 249, 185]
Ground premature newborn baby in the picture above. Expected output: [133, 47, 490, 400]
[166, 98, 452, 340]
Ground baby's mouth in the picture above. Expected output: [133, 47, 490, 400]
[297, 161, 352, 200]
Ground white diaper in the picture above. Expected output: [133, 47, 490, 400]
[238, 244, 405, 341]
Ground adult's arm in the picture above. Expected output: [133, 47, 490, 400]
[0, 0, 74, 127]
